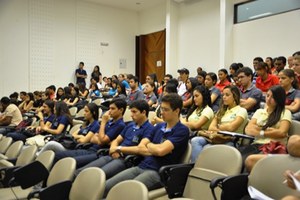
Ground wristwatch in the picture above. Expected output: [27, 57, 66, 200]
[116, 146, 122, 153]
[259, 130, 265, 138]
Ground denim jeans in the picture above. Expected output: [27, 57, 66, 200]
[104, 166, 161, 197]
[75, 156, 126, 179]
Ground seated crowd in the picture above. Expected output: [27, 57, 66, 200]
[0, 52, 300, 199]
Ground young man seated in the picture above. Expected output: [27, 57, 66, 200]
[75, 99, 154, 179]
[104, 93, 190, 196]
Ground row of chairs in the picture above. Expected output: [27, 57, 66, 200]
[0, 140, 149, 200]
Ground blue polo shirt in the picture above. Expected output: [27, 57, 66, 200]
[50, 115, 70, 132]
[78, 120, 100, 136]
[120, 121, 153, 146]
[240, 84, 262, 115]
[44, 114, 55, 124]
[90, 118, 126, 150]
[139, 122, 189, 171]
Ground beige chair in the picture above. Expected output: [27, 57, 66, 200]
[123, 107, 132, 123]
[69, 107, 78, 118]
[69, 167, 106, 200]
[158, 145, 242, 200]
[107, 180, 149, 200]
[0, 145, 37, 168]
[36, 150, 55, 171]
[92, 98, 102, 106]
[248, 155, 300, 199]
[0, 141, 23, 161]
[0, 157, 76, 200]
[0, 134, 3, 141]
[289, 120, 300, 136]
[69, 124, 82, 136]
[0, 137, 13, 154]
[148, 111, 156, 123]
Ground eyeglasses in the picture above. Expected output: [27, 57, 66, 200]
[160, 107, 172, 112]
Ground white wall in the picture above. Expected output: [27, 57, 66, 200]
[0, 0, 138, 97]
[0, 0, 29, 97]
[138, 2, 166, 35]
[233, 9, 300, 68]
[176, 0, 221, 77]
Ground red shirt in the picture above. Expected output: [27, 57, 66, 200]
[255, 74, 279, 93]
[215, 79, 231, 92]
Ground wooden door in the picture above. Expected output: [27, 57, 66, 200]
[136, 29, 166, 84]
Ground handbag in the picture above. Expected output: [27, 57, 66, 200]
[197, 130, 233, 144]
[44, 134, 78, 150]
[259, 141, 287, 154]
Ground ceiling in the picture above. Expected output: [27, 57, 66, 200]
[83, 0, 250, 12]
[83, 0, 166, 11]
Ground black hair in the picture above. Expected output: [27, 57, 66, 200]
[44, 100, 55, 114]
[27, 92, 34, 102]
[9, 92, 19, 99]
[237, 67, 253, 81]
[79, 61, 84, 66]
[280, 69, 299, 89]
[161, 93, 183, 115]
[85, 103, 99, 125]
[110, 98, 127, 115]
[167, 78, 179, 88]
[292, 51, 300, 57]
[229, 63, 239, 73]
[253, 57, 264, 62]
[262, 85, 286, 130]
[165, 74, 173, 79]
[129, 100, 149, 117]
[129, 76, 139, 83]
[47, 85, 56, 92]
[275, 56, 287, 65]
[218, 68, 231, 82]
[20, 91, 27, 96]
[68, 83, 75, 88]
[187, 77, 199, 92]
[186, 85, 211, 119]
[116, 81, 127, 96]
[55, 101, 73, 125]
[206, 72, 218, 85]
[164, 83, 178, 94]
[0, 97, 10, 105]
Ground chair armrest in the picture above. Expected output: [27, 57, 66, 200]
[210, 173, 249, 200]
[124, 155, 143, 168]
[96, 148, 109, 157]
[75, 142, 93, 150]
[35, 180, 72, 200]
[159, 163, 194, 198]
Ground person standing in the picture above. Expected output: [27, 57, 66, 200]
[75, 61, 87, 86]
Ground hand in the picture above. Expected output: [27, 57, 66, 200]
[102, 112, 110, 123]
[111, 152, 120, 159]
[109, 146, 118, 155]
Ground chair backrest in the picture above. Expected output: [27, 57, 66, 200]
[69, 167, 106, 200]
[106, 180, 149, 200]
[36, 150, 55, 171]
[46, 157, 76, 186]
[69, 107, 78, 118]
[4, 141, 24, 159]
[288, 120, 300, 136]
[249, 155, 300, 199]
[0, 134, 3, 141]
[181, 142, 192, 164]
[183, 145, 242, 199]
[69, 124, 82, 135]
[75, 108, 85, 118]
[123, 107, 132, 123]
[15, 145, 38, 166]
[30, 117, 37, 126]
[0, 136, 13, 154]
[98, 107, 103, 120]
[148, 111, 156, 123]
[92, 98, 102, 106]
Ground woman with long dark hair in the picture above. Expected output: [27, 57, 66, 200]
[243, 85, 292, 172]
[181, 85, 214, 131]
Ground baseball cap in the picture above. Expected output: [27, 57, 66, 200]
[177, 68, 189, 74]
